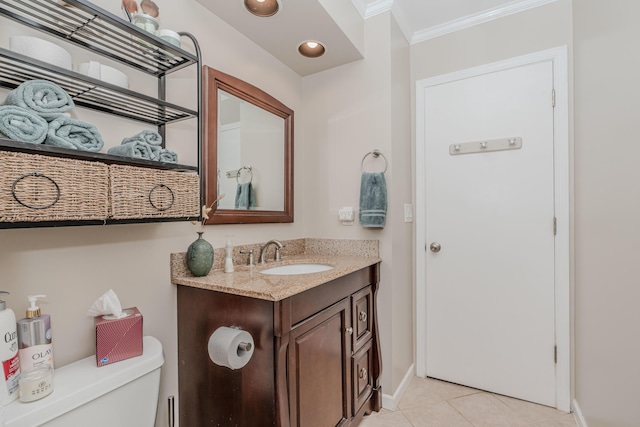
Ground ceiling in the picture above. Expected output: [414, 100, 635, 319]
[196, 0, 544, 76]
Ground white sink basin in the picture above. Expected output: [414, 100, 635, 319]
[260, 263, 334, 275]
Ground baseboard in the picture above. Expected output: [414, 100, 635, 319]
[381, 363, 414, 410]
[572, 399, 588, 427]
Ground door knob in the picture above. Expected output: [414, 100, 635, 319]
[430, 242, 441, 253]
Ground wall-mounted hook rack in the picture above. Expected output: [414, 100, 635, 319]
[449, 137, 522, 155]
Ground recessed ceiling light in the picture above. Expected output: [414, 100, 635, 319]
[298, 40, 326, 58]
[244, 0, 279, 17]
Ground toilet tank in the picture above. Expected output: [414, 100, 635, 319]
[4, 336, 164, 427]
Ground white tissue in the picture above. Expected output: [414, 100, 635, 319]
[87, 289, 124, 318]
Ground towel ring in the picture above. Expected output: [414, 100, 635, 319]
[236, 166, 253, 184]
[361, 149, 388, 174]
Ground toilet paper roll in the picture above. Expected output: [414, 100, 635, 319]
[207, 326, 254, 370]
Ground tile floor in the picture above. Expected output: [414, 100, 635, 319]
[361, 377, 577, 427]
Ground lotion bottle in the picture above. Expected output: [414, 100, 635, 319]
[0, 291, 20, 405]
[17, 295, 54, 373]
[224, 238, 235, 273]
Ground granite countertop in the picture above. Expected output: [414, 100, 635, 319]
[171, 239, 381, 301]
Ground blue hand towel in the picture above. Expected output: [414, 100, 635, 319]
[3, 80, 75, 120]
[157, 148, 178, 163]
[0, 105, 48, 144]
[359, 172, 387, 228]
[108, 140, 157, 160]
[235, 182, 256, 209]
[122, 130, 163, 146]
[45, 117, 104, 152]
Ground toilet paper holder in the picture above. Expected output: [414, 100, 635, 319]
[237, 341, 252, 355]
[208, 325, 255, 370]
[229, 325, 252, 355]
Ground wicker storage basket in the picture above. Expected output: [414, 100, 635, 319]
[109, 164, 199, 219]
[0, 151, 109, 222]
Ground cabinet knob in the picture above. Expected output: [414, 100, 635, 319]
[346, 327, 353, 335]
[359, 368, 367, 380]
[359, 311, 367, 322]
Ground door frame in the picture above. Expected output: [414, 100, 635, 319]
[414, 46, 571, 411]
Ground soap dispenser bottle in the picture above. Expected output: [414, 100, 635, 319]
[17, 295, 53, 373]
[0, 291, 20, 405]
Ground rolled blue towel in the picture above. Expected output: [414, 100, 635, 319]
[149, 144, 161, 159]
[235, 182, 256, 209]
[3, 80, 75, 120]
[359, 172, 387, 228]
[157, 148, 178, 163]
[0, 105, 48, 144]
[108, 140, 157, 160]
[123, 130, 162, 146]
[45, 117, 104, 152]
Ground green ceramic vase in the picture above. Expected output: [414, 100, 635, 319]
[187, 232, 214, 277]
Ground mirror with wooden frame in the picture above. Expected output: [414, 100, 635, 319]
[202, 66, 294, 224]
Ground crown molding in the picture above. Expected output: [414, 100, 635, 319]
[350, 0, 368, 19]
[410, 0, 559, 45]
[364, 0, 393, 19]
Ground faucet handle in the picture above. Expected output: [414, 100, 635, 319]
[274, 245, 285, 262]
[239, 250, 254, 266]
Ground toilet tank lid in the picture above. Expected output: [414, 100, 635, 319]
[4, 336, 164, 427]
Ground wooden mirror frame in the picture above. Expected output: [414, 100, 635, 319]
[202, 66, 294, 224]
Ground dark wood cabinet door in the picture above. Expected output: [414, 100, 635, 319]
[288, 298, 352, 427]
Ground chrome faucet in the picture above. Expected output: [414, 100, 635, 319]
[259, 240, 284, 264]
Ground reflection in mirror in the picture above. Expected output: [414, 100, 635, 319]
[203, 66, 294, 224]
[217, 89, 284, 211]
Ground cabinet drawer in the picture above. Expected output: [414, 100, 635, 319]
[109, 165, 199, 219]
[289, 268, 372, 328]
[0, 151, 109, 222]
[351, 286, 373, 352]
[352, 339, 373, 415]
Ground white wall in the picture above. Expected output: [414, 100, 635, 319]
[301, 12, 414, 396]
[0, 1, 304, 426]
[573, 1, 640, 426]
[389, 15, 414, 397]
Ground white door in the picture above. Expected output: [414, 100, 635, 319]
[424, 61, 556, 407]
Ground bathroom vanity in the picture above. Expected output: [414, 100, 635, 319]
[173, 249, 382, 427]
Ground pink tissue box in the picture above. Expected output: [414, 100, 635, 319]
[95, 307, 143, 367]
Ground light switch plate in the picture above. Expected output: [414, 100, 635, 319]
[404, 203, 413, 223]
